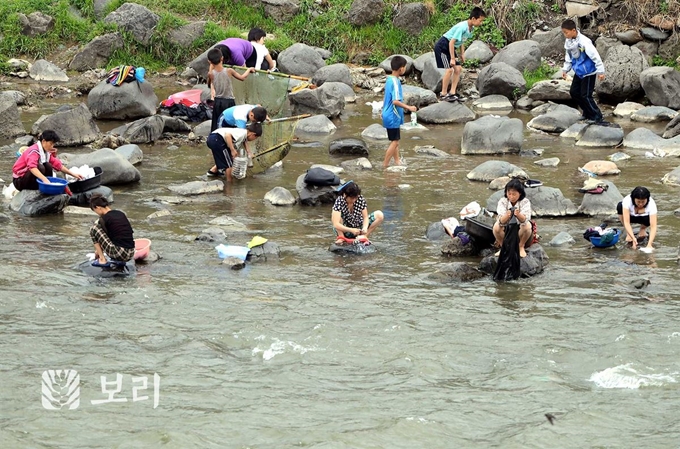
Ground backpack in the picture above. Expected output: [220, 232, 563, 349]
[304, 168, 340, 187]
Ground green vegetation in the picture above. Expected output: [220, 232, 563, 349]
[462, 59, 481, 69]
[523, 62, 555, 90]
[652, 55, 678, 69]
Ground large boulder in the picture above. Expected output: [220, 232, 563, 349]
[639, 67, 680, 110]
[527, 79, 572, 101]
[312, 63, 353, 88]
[461, 116, 524, 155]
[69, 33, 124, 71]
[392, 3, 430, 35]
[402, 85, 438, 108]
[295, 115, 337, 134]
[527, 104, 581, 133]
[29, 59, 68, 82]
[329, 138, 369, 156]
[421, 57, 446, 92]
[662, 166, 680, 186]
[613, 101, 644, 118]
[60, 148, 141, 185]
[464, 40, 494, 63]
[531, 27, 565, 59]
[664, 115, 680, 139]
[467, 160, 527, 181]
[630, 106, 678, 123]
[417, 101, 475, 124]
[476, 63, 526, 99]
[103, 3, 160, 45]
[188, 48, 212, 79]
[596, 44, 648, 103]
[413, 52, 433, 73]
[120, 116, 166, 143]
[596, 37, 620, 62]
[167, 21, 206, 47]
[277, 43, 325, 78]
[615, 29, 643, 45]
[574, 123, 625, 147]
[577, 181, 623, 216]
[295, 173, 338, 206]
[0, 97, 26, 138]
[88, 80, 158, 120]
[379, 55, 414, 76]
[491, 40, 542, 73]
[68, 186, 114, 208]
[289, 82, 346, 117]
[361, 123, 388, 140]
[0, 90, 27, 106]
[18, 11, 54, 36]
[31, 104, 100, 146]
[115, 144, 143, 165]
[479, 244, 549, 278]
[623, 128, 680, 151]
[264, 186, 296, 206]
[10, 190, 69, 216]
[261, 0, 300, 24]
[487, 186, 578, 217]
[347, 0, 385, 26]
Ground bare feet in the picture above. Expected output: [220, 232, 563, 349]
[494, 250, 501, 257]
[98, 258, 107, 264]
[520, 248, 527, 258]
[335, 238, 344, 245]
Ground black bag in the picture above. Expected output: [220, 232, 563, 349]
[304, 168, 340, 187]
[494, 220, 521, 281]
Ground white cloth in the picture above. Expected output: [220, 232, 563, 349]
[36, 141, 49, 164]
[252, 42, 269, 70]
[622, 194, 657, 217]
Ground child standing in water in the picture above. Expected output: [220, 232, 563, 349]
[206, 122, 262, 182]
[382, 56, 417, 168]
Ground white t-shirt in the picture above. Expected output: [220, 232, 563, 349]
[213, 128, 248, 149]
[252, 42, 269, 70]
[622, 194, 657, 216]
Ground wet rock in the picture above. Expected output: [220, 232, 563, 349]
[489, 176, 511, 190]
[426, 221, 449, 241]
[414, 145, 449, 157]
[478, 244, 549, 277]
[630, 106, 678, 123]
[413, 52, 433, 73]
[361, 123, 388, 140]
[467, 160, 527, 182]
[69, 32, 124, 71]
[661, 166, 680, 186]
[624, 128, 680, 152]
[640, 67, 680, 110]
[115, 144, 143, 165]
[575, 124, 625, 147]
[222, 257, 246, 269]
[441, 237, 479, 257]
[429, 262, 485, 282]
[168, 180, 224, 196]
[471, 95, 513, 112]
[476, 62, 526, 99]
[549, 231, 575, 246]
[464, 40, 494, 63]
[582, 160, 620, 175]
[104, 3, 159, 45]
[167, 21, 206, 47]
[31, 103, 100, 146]
[296, 114, 337, 134]
[491, 40, 542, 72]
[261, 0, 300, 24]
[118, 115, 166, 143]
[609, 152, 631, 162]
[209, 216, 248, 231]
[329, 241, 378, 254]
[147, 209, 171, 220]
[577, 180, 623, 215]
[277, 43, 325, 78]
[347, 0, 385, 26]
[534, 157, 560, 167]
[329, 138, 369, 156]
[487, 186, 578, 217]
[167, 145, 179, 151]
[392, 2, 430, 35]
[515, 95, 534, 110]
[193, 120, 212, 138]
[295, 173, 338, 206]
[596, 45, 648, 103]
[340, 157, 373, 170]
[527, 104, 581, 133]
[402, 85, 438, 108]
[639, 27, 671, 41]
[88, 80, 159, 120]
[18, 11, 54, 37]
[60, 148, 141, 185]
[461, 115, 523, 155]
[522, 148, 544, 158]
[195, 227, 226, 242]
[29, 59, 68, 82]
[675, 207, 680, 217]
[10, 190, 69, 216]
[417, 101, 476, 124]
[264, 186, 296, 206]
[68, 186, 114, 207]
[248, 241, 281, 262]
[289, 82, 345, 118]
[379, 54, 414, 76]
[0, 90, 27, 106]
[312, 63, 353, 88]
[560, 122, 588, 139]
[0, 97, 27, 138]
[664, 115, 680, 139]
[77, 260, 136, 278]
[615, 29, 643, 45]
[613, 101, 644, 118]
[527, 79, 572, 101]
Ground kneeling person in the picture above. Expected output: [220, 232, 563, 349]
[90, 194, 135, 266]
[206, 123, 262, 182]
[331, 181, 384, 243]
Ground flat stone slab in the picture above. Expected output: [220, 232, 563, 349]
[623, 127, 680, 151]
[534, 157, 560, 167]
[264, 186, 296, 206]
[575, 124, 625, 147]
[467, 160, 527, 182]
[414, 145, 450, 157]
[630, 106, 678, 123]
[471, 94, 513, 111]
[167, 180, 224, 196]
[417, 101, 476, 124]
[613, 102, 644, 118]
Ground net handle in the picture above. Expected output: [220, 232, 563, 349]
[265, 114, 311, 124]
[226, 65, 311, 81]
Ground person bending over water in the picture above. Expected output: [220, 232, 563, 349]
[90, 194, 135, 265]
[493, 179, 532, 258]
[331, 181, 384, 243]
[617, 186, 657, 250]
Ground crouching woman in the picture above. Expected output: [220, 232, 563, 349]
[90, 194, 135, 265]
[331, 181, 384, 243]
[493, 179, 533, 258]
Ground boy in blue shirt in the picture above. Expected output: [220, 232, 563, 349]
[434, 7, 486, 102]
[382, 56, 417, 168]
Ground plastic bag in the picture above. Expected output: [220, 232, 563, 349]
[459, 201, 481, 220]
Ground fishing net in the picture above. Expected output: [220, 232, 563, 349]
[254, 116, 299, 155]
[231, 69, 291, 119]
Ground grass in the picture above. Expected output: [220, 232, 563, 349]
[523, 62, 555, 90]
[652, 55, 679, 69]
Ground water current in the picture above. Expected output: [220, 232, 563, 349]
[1, 87, 680, 448]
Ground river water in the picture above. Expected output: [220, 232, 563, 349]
[1, 87, 680, 448]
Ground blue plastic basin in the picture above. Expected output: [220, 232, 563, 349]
[37, 177, 68, 195]
[590, 229, 620, 248]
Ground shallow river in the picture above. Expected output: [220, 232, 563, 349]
[1, 89, 680, 448]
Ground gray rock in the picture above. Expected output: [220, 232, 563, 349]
[180, 67, 198, 79]
[609, 152, 631, 162]
[295, 115, 337, 134]
[429, 262, 485, 282]
[68, 186, 114, 207]
[476, 62, 526, 99]
[295, 173, 338, 206]
[613, 101, 644, 118]
[560, 122, 589, 139]
[361, 123, 388, 140]
[630, 106, 678, 123]
[161, 116, 191, 133]
[264, 186, 296, 206]
[330, 82, 356, 103]
[188, 49, 212, 79]
[104, 3, 160, 45]
[464, 40, 494, 63]
[527, 104, 582, 133]
[29, 59, 68, 82]
[615, 29, 643, 45]
[313, 47, 332, 60]
[575, 124, 625, 147]
[195, 227, 226, 242]
[467, 160, 527, 182]
[527, 79, 572, 101]
[209, 216, 248, 231]
[633, 40, 659, 65]
[624, 127, 680, 151]
[441, 238, 479, 257]
[531, 27, 565, 58]
[461, 115, 524, 155]
[577, 181, 623, 215]
[471, 95, 513, 112]
[277, 43, 325, 78]
[88, 80, 159, 120]
[535, 157, 560, 167]
[115, 144, 143, 165]
[15, 135, 34, 146]
[413, 52, 433, 73]
[491, 40, 542, 72]
[60, 148, 141, 185]
[167, 145, 179, 151]
[487, 186, 578, 217]
[168, 180, 224, 196]
[94, 0, 114, 18]
[640, 67, 680, 110]
[18, 11, 54, 37]
[118, 115, 166, 143]
[329, 138, 369, 156]
[402, 85, 438, 108]
[520, 148, 544, 157]
[261, 0, 300, 24]
[379, 55, 414, 76]
[489, 176, 511, 190]
[167, 21, 206, 47]
[248, 241, 281, 262]
[193, 120, 212, 138]
[596, 36, 619, 62]
[421, 57, 446, 92]
[426, 221, 449, 241]
[346, 0, 385, 26]
[392, 2, 430, 35]
[222, 257, 246, 270]
[340, 157, 373, 170]
[289, 82, 345, 117]
[0, 90, 27, 106]
[0, 97, 27, 138]
[515, 95, 534, 110]
[312, 63, 353, 87]
[664, 115, 680, 139]
[329, 241, 378, 254]
[661, 166, 680, 186]
[639, 27, 671, 41]
[658, 38, 680, 62]
[69, 32, 124, 71]
[478, 244, 549, 277]
[596, 44, 648, 103]
[417, 101, 476, 124]
[10, 190, 69, 216]
[414, 145, 449, 157]
[32, 104, 100, 146]
[147, 209, 171, 220]
[549, 231, 575, 246]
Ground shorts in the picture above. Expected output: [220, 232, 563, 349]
[616, 202, 651, 227]
[337, 212, 377, 239]
[386, 127, 400, 141]
[211, 97, 235, 132]
[434, 37, 460, 69]
[207, 133, 234, 170]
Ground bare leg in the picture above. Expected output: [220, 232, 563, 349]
[225, 167, 233, 182]
[440, 69, 453, 96]
[518, 224, 532, 258]
[93, 242, 107, 264]
[493, 222, 505, 256]
[619, 214, 633, 243]
[365, 211, 384, 237]
[383, 141, 400, 168]
[450, 66, 462, 95]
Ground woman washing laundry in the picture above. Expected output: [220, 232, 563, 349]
[331, 181, 384, 243]
[89, 194, 135, 267]
[617, 186, 657, 251]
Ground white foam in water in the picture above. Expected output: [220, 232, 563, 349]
[589, 363, 678, 389]
[252, 338, 322, 361]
